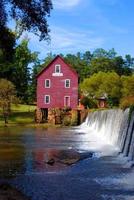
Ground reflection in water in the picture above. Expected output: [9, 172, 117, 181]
[0, 127, 89, 179]
[0, 127, 26, 178]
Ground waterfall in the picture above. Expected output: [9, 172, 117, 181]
[82, 109, 134, 161]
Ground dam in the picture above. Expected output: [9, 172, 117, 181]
[81, 108, 134, 162]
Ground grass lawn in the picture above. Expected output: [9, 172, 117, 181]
[0, 104, 36, 126]
[0, 104, 61, 128]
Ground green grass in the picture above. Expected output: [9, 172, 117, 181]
[0, 104, 62, 128]
[0, 104, 36, 126]
[11, 104, 36, 112]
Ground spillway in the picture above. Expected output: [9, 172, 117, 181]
[81, 109, 134, 161]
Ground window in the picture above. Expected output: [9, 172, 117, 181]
[55, 64, 61, 73]
[65, 79, 70, 88]
[52, 64, 63, 76]
[64, 96, 70, 107]
[45, 79, 50, 88]
[44, 95, 50, 104]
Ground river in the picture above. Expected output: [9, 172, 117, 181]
[0, 126, 134, 200]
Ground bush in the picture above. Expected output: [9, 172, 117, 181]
[107, 97, 120, 107]
[71, 110, 78, 126]
[62, 115, 71, 126]
[120, 96, 134, 110]
[63, 106, 71, 112]
[80, 96, 97, 109]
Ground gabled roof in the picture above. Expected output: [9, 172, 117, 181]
[36, 55, 78, 78]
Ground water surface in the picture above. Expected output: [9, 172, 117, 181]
[0, 126, 134, 200]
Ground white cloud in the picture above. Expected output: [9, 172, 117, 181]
[26, 26, 104, 59]
[50, 27, 104, 51]
[52, 0, 81, 9]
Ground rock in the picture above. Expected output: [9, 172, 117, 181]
[46, 158, 55, 165]
[59, 158, 80, 165]
[57, 150, 80, 165]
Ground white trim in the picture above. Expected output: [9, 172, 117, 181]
[44, 95, 50, 104]
[52, 72, 63, 77]
[64, 96, 70, 107]
[55, 64, 61, 73]
[65, 79, 70, 88]
[45, 79, 51, 88]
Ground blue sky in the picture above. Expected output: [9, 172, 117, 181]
[9, 0, 134, 60]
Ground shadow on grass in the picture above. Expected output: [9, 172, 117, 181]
[0, 112, 34, 124]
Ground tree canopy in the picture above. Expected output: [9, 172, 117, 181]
[0, 79, 17, 124]
[0, 38, 38, 103]
[41, 49, 133, 82]
[0, 36, 134, 106]
[0, 0, 52, 40]
[121, 75, 134, 97]
[80, 71, 134, 107]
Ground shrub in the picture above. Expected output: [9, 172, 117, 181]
[62, 115, 71, 126]
[80, 96, 97, 109]
[71, 110, 78, 126]
[63, 106, 71, 112]
[107, 97, 119, 107]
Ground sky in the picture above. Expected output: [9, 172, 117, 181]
[9, 0, 134, 60]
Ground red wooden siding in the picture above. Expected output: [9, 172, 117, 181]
[37, 55, 78, 109]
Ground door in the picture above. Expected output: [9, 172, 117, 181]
[64, 96, 70, 107]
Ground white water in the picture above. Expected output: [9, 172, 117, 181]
[78, 109, 134, 160]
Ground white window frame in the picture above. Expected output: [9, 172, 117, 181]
[64, 96, 70, 107]
[65, 79, 70, 88]
[55, 64, 61, 73]
[44, 95, 50, 104]
[45, 79, 51, 88]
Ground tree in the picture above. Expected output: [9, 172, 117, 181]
[121, 75, 134, 97]
[28, 59, 41, 103]
[92, 48, 117, 59]
[0, 79, 17, 125]
[0, 28, 16, 81]
[80, 72, 105, 98]
[124, 54, 134, 70]
[101, 72, 122, 106]
[120, 75, 134, 109]
[83, 51, 93, 64]
[80, 72, 121, 107]
[107, 48, 117, 59]
[0, 0, 52, 41]
[80, 96, 97, 108]
[0, 27, 16, 62]
[112, 56, 130, 75]
[42, 52, 55, 67]
[64, 53, 90, 82]
[89, 56, 132, 76]
[92, 48, 108, 58]
[89, 57, 114, 75]
[12, 39, 38, 103]
[0, 33, 39, 103]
